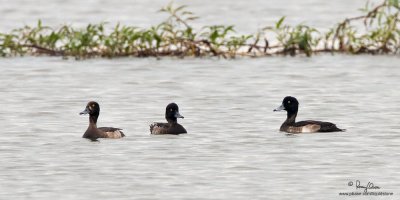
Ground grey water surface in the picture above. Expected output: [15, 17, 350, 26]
[0, 0, 399, 199]
[0, 55, 399, 199]
[0, 0, 382, 32]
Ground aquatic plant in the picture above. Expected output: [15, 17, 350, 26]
[326, 0, 400, 54]
[0, 0, 399, 58]
[263, 17, 321, 57]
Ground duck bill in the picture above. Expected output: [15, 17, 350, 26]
[175, 112, 184, 119]
[79, 108, 89, 115]
[273, 104, 285, 112]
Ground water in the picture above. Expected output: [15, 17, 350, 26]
[0, 0, 382, 33]
[1, 0, 399, 199]
[1, 55, 399, 199]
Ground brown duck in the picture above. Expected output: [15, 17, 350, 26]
[80, 101, 125, 140]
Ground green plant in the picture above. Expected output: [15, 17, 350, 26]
[0, 0, 398, 58]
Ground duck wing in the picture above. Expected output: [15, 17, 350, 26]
[98, 127, 125, 138]
[150, 122, 170, 134]
[295, 120, 344, 132]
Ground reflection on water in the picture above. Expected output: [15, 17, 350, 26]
[0, 55, 399, 199]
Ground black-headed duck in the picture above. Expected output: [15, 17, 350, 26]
[150, 103, 187, 135]
[80, 101, 125, 140]
[274, 96, 344, 133]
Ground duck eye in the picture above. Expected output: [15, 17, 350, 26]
[170, 109, 173, 111]
[288, 100, 291, 104]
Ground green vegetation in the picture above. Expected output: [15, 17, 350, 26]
[0, 0, 399, 58]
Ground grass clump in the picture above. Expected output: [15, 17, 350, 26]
[0, 0, 399, 59]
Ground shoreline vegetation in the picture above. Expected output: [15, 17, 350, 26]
[0, 0, 399, 59]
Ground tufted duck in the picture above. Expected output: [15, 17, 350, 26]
[274, 96, 344, 133]
[150, 103, 187, 135]
[80, 101, 125, 140]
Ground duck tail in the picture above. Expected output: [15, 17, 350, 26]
[338, 128, 346, 132]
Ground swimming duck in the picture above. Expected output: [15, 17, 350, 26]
[80, 101, 125, 140]
[150, 103, 187, 135]
[274, 96, 344, 133]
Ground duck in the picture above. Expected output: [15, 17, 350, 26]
[150, 103, 187, 135]
[79, 101, 125, 140]
[274, 96, 344, 133]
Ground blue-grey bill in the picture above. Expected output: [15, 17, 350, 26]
[79, 108, 89, 115]
[273, 104, 285, 112]
[175, 112, 184, 118]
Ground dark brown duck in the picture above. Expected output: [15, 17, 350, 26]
[150, 103, 187, 135]
[274, 96, 344, 133]
[80, 101, 125, 140]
